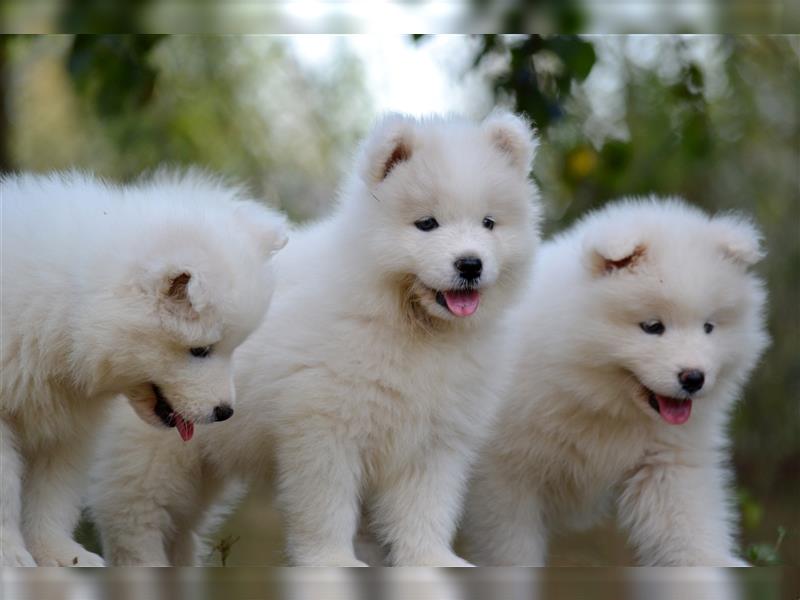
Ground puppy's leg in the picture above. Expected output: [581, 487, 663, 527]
[91, 427, 203, 566]
[618, 456, 747, 566]
[22, 433, 104, 566]
[277, 429, 366, 566]
[371, 447, 473, 566]
[462, 468, 547, 566]
[167, 475, 239, 566]
[0, 419, 36, 566]
[169, 531, 203, 567]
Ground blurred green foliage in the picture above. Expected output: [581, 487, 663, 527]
[746, 526, 786, 566]
[58, 0, 153, 32]
[474, 35, 596, 128]
[469, 0, 588, 35]
[66, 35, 163, 116]
[3, 32, 797, 565]
[3, 34, 371, 220]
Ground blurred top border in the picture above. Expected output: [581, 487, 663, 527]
[2, 0, 799, 34]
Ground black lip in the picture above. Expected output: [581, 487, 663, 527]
[152, 383, 176, 427]
[435, 291, 447, 308]
[648, 391, 660, 414]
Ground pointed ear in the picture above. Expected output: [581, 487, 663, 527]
[157, 270, 204, 319]
[583, 229, 648, 276]
[358, 114, 416, 186]
[234, 202, 289, 258]
[483, 110, 538, 173]
[712, 214, 765, 266]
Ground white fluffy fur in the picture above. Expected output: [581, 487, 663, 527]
[0, 171, 286, 566]
[462, 197, 769, 566]
[89, 112, 541, 566]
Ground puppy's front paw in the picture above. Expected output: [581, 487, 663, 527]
[396, 552, 474, 567]
[0, 543, 37, 567]
[428, 556, 474, 567]
[30, 541, 105, 567]
[330, 558, 369, 567]
[442, 556, 474, 567]
[294, 552, 369, 567]
[727, 557, 750, 567]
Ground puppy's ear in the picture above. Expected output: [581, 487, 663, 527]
[155, 269, 206, 320]
[583, 229, 648, 276]
[234, 202, 289, 258]
[711, 214, 765, 266]
[358, 114, 416, 186]
[483, 110, 538, 174]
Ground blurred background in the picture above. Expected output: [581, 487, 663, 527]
[1, 32, 797, 566]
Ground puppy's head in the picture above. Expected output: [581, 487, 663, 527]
[576, 198, 769, 425]
[346, 111, 541, 328]
[91, 181, 287, 441]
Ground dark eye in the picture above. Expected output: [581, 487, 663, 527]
[704, 322, 714, 334]
[190, 346, 212, 358]
[414, 217, 439, 232]
[483, 216, 495, 230]
[640, 320, 665, 335]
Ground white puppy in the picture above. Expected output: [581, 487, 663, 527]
[0, 171, 286, 566]
[462, 198, 769, 566]
[89, 112, 542, 566]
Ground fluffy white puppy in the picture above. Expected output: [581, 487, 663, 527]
[0, 171, 286, 566]
[462, 198, 769, 566]
[89, 112, 542, 566]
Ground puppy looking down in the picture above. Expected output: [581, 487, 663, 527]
[0, 171, 286, 566]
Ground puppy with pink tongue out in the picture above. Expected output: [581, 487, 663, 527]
[463, 197, 769, 567]
[174, 415, 194, 441]
[89, 112, 542, 567]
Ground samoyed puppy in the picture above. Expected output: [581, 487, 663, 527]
[88, 112, 542, 566]
[0, 171, 287, 566]
[462, 198, 769, 566]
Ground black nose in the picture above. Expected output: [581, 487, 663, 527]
[454, 256, 482, 280]
[213, 404, 234, 422]
[678, 369, 705, 393]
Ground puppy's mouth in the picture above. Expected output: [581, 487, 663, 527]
[151, 383, 195, 442]
[433, 288, 481, 317]
[641, 385, 692, 425]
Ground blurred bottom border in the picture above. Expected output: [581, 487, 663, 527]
[1, 567, 797, 600]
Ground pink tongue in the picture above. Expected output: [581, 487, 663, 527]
[656, 396, 692, 425]
[443, 290, 480, 317]
[174, 414, 194, 442]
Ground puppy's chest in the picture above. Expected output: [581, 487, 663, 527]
[578, 439, 642, 492]
[342, 340, 496, 441]
[544, 420, 648, 513]
[15, 384, 108, 450]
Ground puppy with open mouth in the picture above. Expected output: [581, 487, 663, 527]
[151, 383, 195, 441]
[1, 170, 286, 566]
[462, 197, 769, 566]
[89, 111, 542, 566]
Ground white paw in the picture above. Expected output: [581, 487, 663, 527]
[1, 543, 37, 567]
[31, 542, 105, 567]
[334, 558, 369, 567]
[442, 556, 474, 567]
[397, 553, 474, 567]
[729, 558, 750, 567]
[294, 552, 369, 567]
